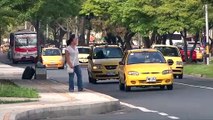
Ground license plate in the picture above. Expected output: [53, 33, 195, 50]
[107, 72, 115, 75]
[146, 77, 156, 82]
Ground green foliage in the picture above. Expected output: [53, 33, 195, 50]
[157, 0, 204, 35]
[82, 0, 207, 37]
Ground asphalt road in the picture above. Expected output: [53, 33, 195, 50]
[44, 68, 213, 120]
[1, 52, 213, 120]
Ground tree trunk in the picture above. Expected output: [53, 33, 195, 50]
[116, 35, 124, 49]
[124, 31, 135, 50]
[0, 27, 2, 46]
[150, 30, 157, 46]
[162, 34, 167, 45]
[189, 31, 199, 62]
[181, 29, 188, 63]
[58, 28, 66, 48]
[168, 33, 173, 45]
[79, 17, 86, 46]
[142, 37, 151, 48]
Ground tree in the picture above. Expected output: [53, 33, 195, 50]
[8, 0, 82, 44]
[0, 0, 18, 46]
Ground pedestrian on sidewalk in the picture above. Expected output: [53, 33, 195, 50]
[65, 34, 83, 92]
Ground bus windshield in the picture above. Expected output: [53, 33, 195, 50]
[15, 34, 37, 47]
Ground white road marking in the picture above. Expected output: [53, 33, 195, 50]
[121, 102, 180, 120]
[175, 82, 213, 90]
[168, 116, 180, 120]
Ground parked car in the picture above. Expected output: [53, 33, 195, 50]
[152, 45, 183, 79]
[87, 44, 123, 83]
[41, 47, 65, 69]
[118, 49, 174, 91]
[77, 46, 90, 65]
[179, 47, 197, 62]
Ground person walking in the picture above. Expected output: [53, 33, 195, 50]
[65, 34, 83, 92]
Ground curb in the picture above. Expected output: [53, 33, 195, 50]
[184, 74, 213, 80]
[13, 100, 120, 120]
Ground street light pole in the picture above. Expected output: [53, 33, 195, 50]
[205, 4, 210, 65]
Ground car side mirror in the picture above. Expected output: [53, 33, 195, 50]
[87, 56, 92, 60]
[119, 61, 124, 65]
[167, 59, 174, 65]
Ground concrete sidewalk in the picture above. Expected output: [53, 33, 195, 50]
[0, 59, 120, 120]
[0, 79, 120, 120]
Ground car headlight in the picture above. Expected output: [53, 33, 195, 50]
[93, 64, 103, 69]
[128, 71, 139, 76]
[176, 61, 183, 65]
[162, 70, 172, 75]
[60, 58, 64, 62]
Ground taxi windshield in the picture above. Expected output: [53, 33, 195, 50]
[127, 52, 166, 65]
[42, 49, 61, 56]
[155, 47, 180, 57]
[93, 47, 123, 59]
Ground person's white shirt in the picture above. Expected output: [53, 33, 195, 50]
[66, 45, 79, 73]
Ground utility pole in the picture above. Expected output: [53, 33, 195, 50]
[205, 4, 210, 65]
[25, 21, 27, 29]
[46, 24, 49, 40]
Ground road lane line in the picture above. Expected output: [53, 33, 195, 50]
[121, 102, 180, 120]
[175, 82, 213, 90]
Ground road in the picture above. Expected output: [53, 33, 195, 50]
[1, 52, 213, 120]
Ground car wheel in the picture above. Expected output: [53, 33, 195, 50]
[124, 81, 131, 92]
[88, 71, 97, 84]
[12, 59, 18, 64]
[119, 79, 125, 91]
[179, 74, 183, 79]
[125, 85, 131, 92]
[167, 84, 173, 90]
[160, 85, 165, 90]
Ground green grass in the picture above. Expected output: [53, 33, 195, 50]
[184, 61, 213, 78]
[0, 80, 39, 98]
[0, 100, 38, 104]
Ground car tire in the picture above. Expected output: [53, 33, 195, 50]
[167, 84, 173, 90]
[12, 59, 18, 64]
[160, 85, 165, 90]
[125, 85, 131, 92]
[88, 71, 97, 84]
[179, 74, 183, 79]
[119, 80, 125, 91]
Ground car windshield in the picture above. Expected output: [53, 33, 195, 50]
[93, 47, 123, 59]
[127, 51, 166, 65]
[78, 48, 90, 54]
[155, 47, 180, 57]
[42, 49, 61, 56]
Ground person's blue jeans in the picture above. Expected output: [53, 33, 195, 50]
[68, 65, 83, 91]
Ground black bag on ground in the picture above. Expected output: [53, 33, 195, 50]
[22, 66, 35, 79]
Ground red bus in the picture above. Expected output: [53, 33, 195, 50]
[9, 30, 37, 64]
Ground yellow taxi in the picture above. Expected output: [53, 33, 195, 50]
[152, 45, 183, 79]
[118, 49, 174, 91]
[194, 47, 203, 62]
[87, 44, 123, 83]
[78, 46, 90, 65]
[41, 47, 65, 69]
